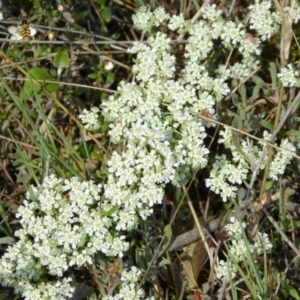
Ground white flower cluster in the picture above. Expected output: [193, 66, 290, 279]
[1, 2, 289, 298]
[209, 0, 282, 80]
[82, 4, 284, 227]
[206, 128, 296, 201]
[79, 107, 101, 131]
[0, 175, 130, 299]
[216, 217, 272, 282]
[223, 216, 247, 239]
[216, 260, 238, 283]
[278, 64, 300, 87]
[132, 6, 169, 31]
[249, 0, 281, 41]
[268, 138, 296, 180]
[103, 267, 155, 300]
[168, 13, 188, 33]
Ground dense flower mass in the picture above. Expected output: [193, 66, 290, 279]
[0, 175, 130, 299]
[2, 2, 298, 298]
[79, 3, 296, 214]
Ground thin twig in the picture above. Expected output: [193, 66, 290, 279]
[183, 186, 214, 262]
[195, 113, 300, 162]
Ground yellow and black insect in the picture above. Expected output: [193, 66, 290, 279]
[18, 17, 31, 41]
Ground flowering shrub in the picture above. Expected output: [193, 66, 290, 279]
[81, 2, 297, 208]
[0, 176, 131, 299]
[1, 1, 299, 298]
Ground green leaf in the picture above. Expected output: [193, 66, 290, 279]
[252, 84, 261, 97]
[20, 81, 37, 99]
[238, 84, 247, 100]
[88, 73, 98, 79]
[160, 224, 172, 254]
[29, 67, 52, 81]
[158, 258, 170, 267]
[265, 181, 273, 191]
[107, 72, 115, 83]
[101, 7, 111, 22]
[54, 48, 70, 69]
[25, 67, 59, 94]
[74, 11, 88, 21]
[252, 75, 265, 85]
[269, 62, 278, 89]
[285, 130, 300, 138]
[288, 285, 300, 300]
[260, 119, 274, 131]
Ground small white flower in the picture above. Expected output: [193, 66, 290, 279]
[168, 13, 186, 31]
[249, 0, 281, 40]
[225, 217, 246, 239]
[78, 107, 100, 131]
[202, 4, 222, 21]
[255, 232, 273, 252]
[216, 260, 237, 282]
[132, 6, 154, 31]
[278, 64, 300, 87]
[104, 60, 114, 70]
[221, 21, 245, 46]
[153, 7, 169, 25]
[269, 139, 296, 180]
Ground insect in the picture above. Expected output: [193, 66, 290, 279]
[18, 17, 31, 41]
[7, 17, 37, 41]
